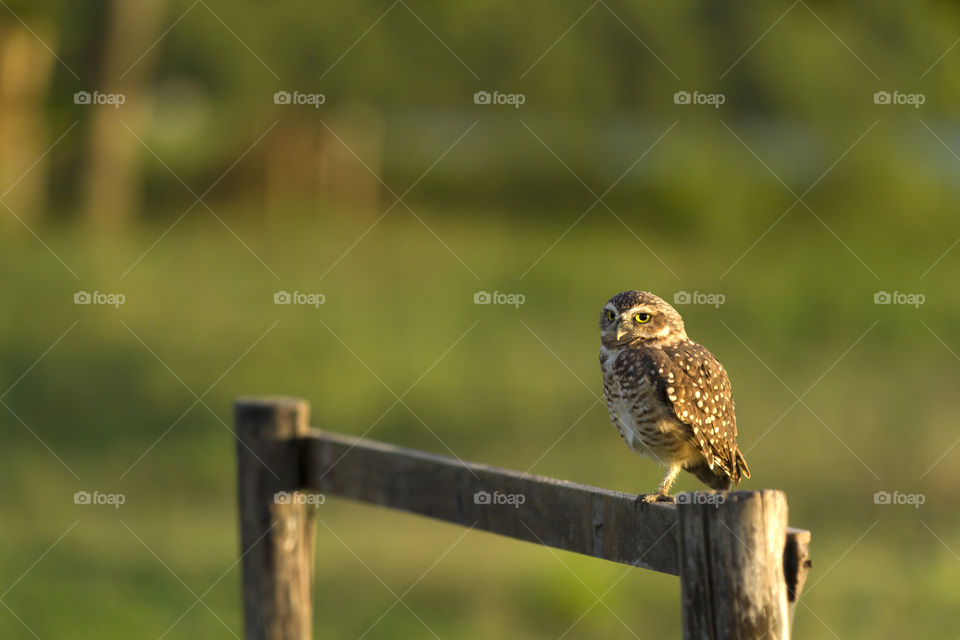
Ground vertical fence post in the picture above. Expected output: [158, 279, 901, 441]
[678, 490, 790, 640]
[236, 397, 316, 640]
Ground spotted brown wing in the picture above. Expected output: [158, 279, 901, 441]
[639, 339, 745, 480]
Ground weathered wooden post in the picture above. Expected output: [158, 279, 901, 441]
[677, 490, 792, 640]
[236, 397, 316, 640]
[233, 394, 810, 639]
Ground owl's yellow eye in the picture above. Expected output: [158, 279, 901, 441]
[634, 312, 651, 324]
[606, 310, 616, 321]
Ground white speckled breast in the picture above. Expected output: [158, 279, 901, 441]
[600, 345, 697, 465]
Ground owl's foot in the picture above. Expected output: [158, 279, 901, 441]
[634, 492, 675, 510]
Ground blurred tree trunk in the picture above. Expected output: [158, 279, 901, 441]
[265, 105, 384, 221]
[0, 18, 57, 231]
[317, 106, 384, 218]
[83, 0, 164, 233]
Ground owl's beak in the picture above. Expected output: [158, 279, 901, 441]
[615, 325, 628, 341]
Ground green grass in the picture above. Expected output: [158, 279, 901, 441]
[1, 208, 959, 639]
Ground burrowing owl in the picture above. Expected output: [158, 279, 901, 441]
[599, 291, 749, 503]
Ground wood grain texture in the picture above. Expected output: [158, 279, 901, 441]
[236, 397, 316, 640]
[678, 490, 791, 640]
[301, 428, 681, 574]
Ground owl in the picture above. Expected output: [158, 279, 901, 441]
[599, 291, 749, 503]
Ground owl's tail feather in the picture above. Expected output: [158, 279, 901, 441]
[733, 448, 751, 482]
[687, 448, 751, 491]
[687, 462, 733, 491]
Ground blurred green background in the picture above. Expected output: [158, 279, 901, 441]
[2, 1, 959, 638]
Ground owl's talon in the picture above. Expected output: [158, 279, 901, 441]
[634, 492, 674, 510]
[633, 493, 676, 510]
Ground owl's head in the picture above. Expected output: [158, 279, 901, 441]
[599, 291, 688, 347]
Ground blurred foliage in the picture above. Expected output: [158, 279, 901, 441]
[2, 1, 960, 639]
[2, 0, 956, 217]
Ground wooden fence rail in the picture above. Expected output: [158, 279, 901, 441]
[235, 396, 812, 640]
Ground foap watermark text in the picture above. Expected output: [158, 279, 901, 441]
[474, 490, 525, 508]
[274, 90, 326, 108]
[275, 291, 325, 308]
[675, 492, 726, 507]
[873, 90, 924, 108]
[274, 491, 326, 505]
[74, 490, 126, 508]
[874, 490, 924, 508]
[74, 90, 126, 108]
[674, 90, 725, 108]
[474, 90, 525, 108]
[474, 290, 525, 308]
[674, 290, 725, 308]
[74, 291, 125, 308]
[874, 291, 924, 308]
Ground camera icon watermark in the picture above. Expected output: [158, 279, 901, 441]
[274, 90, 325, 108]
[674, 290, 725, 308]
[873, 90, 924, 108]
[74, 290, 125, 308]
[673, 90, 725, 108]
[473, 490, 525, 508]
[74, 90, 126, 109]
[274, 491, 326, 505]
[473, 290, 525, 308]
[873, 490, 924, 508]
[73, 490, 126, 508]
[473, 90, 525, 109]
[873, 290, 924, 308]
[274, 290, 325, 308]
